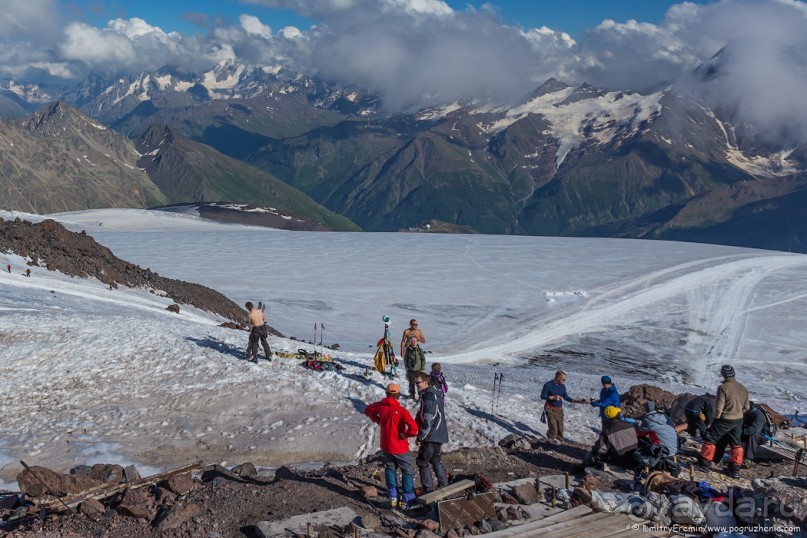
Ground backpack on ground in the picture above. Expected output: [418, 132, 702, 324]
[759, 405, 777, 438]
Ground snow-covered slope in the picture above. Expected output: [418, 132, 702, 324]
[1, 209, 805, 488]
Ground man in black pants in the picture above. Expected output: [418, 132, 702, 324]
[414, 372, 449, 493]
[245, 302, 272, 362]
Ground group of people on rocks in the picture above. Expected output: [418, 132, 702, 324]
[546, 364, 771, 480]
[364, 320, 451, 509]
[243, 302, 773, 508]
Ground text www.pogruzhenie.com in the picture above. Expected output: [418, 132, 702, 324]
[630, 523, 802, 534]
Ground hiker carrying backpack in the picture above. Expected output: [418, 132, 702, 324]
[404, 338, 426, 400]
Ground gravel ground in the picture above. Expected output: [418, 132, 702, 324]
[2, 437, 799, 538]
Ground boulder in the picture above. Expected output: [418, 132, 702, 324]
[164, 472, 193, 496]
[361, 485, 379, 498]
[511, 483, 540, 505]
[79, 498, 105, 521]
[89, 463, 125, 483]
[166, 304, 180, 313]
[120, 487, 151, 507]
[154, 486, 176, 505]
[118, 503, 151, 520]
[419, 519, 440, 532]
[155, 502, 201, 531]
[231, 462, 257, 477]
[620, 385, 678, 418]
[17, 466, 102, 497]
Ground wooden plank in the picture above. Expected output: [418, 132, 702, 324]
[481, 505, 595, 538]
[537, 512, 614, 538]
[437, 493, 495, 530]
[417, 479, 475, 505]
[564, 514, 634, 538]
[37, 460, 203, 512]
[518, 504, 593, 529]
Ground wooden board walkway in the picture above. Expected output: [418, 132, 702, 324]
[482, 504, 678, 538]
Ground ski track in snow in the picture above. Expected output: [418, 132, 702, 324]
[1, 209, 806, 489]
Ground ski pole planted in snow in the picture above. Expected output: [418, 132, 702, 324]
[491, 373, 503, 415]
[495, 373, 504, 410]
[320, 323, 325, 356]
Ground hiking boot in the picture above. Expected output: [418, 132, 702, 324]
[389, 499, 399, 509]
[695, 459, 712, 473]
[727, 463, 740, 479]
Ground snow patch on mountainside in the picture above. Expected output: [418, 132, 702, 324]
[475, 86, 664, 167]
[708, 109, 798, 177]
[725, 148, 798, 177]
[417, 102, 463, 121]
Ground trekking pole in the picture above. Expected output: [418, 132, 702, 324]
[490, 373, 499, 415]
[495, 373, 504, 410]
[313, 323, 317, 347]
[793, 448, 804, 477]
[320, 323, 325, 357]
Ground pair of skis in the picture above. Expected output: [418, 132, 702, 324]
[378, 315, 397, 378]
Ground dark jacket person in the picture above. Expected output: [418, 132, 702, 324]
[414, 372, 449, 493]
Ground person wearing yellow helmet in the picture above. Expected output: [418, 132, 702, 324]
[585, 405, 639, 470]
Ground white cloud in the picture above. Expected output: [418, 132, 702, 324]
[59, 22, 139, 67]
[239, 14, 273, 39]
[0, 0, 60, 42]
[279, 26, 304, 39]
[1, 0, 806, 142]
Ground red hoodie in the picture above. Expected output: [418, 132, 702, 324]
[364, 396, 419, 455]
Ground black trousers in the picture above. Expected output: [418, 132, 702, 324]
[247, 325, 271, 359]
[416, 442, 448, 492]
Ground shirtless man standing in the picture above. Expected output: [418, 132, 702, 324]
[401, 319, 425, 358]
[245, 302, 272, 362]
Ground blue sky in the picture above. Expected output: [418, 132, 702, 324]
[69, 0, 708, 37]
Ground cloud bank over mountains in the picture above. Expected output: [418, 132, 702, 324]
[2, 0, 807, 134]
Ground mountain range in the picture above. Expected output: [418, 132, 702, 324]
[1, 57, 805, 251]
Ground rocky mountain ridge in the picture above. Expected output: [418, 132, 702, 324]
[2, 61, 806, 250]
[0, 216, 263, 328]
[0, 101, 358, 231]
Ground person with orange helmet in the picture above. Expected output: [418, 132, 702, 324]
[364, 383, 419, 508]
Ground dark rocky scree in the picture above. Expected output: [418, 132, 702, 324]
[0, 217, 279, 333]
[3, 436, 801, 538]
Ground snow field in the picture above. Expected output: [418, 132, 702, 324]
[2, 209, 806, 490]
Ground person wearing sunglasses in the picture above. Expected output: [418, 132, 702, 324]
[400, 319, 426, 358]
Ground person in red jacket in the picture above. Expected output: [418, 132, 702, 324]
[364, 383, 419, 508]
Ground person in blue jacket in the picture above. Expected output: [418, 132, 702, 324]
[590, 376, 620, 429]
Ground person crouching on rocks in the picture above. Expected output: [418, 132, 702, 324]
[585, 406, 639, 470]
[364, 383, 419, 509]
